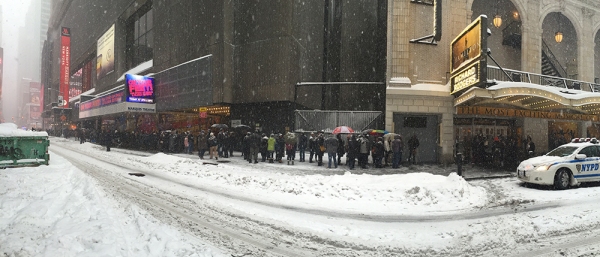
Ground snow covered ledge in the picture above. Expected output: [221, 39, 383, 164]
[389, 77, 412, 87]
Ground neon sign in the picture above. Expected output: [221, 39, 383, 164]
[125, 74, 154, 104]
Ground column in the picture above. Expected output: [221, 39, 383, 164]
[578, 7, 595, 83]
[520, 1, 541, 74]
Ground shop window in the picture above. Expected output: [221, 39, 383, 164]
[126, 5, 153, 69]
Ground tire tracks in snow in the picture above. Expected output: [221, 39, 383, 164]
[51, 143, 320, 257]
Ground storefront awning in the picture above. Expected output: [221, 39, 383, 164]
[79, 102, 156, 119]
[454, 82, 600, 115]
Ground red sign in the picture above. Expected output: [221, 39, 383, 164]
[60, 27, 71, 108]
[0, 48, 3, 100]
[199, 112, 207, 118]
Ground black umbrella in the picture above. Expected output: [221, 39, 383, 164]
[211, 124, 229, 129]
[233, 124, 251, 130]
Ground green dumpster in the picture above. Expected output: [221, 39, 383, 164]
[0, 123, 50, 168]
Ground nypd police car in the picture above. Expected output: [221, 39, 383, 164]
[517, 138, 600, 190]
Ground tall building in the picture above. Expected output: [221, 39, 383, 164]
[40, 0, 51, 54]
[16, 1, 42, 127]
[42, 0, 387, 135]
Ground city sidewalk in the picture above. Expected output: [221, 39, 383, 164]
[56, 137, 514, 180]
[97, 143, 514, 181]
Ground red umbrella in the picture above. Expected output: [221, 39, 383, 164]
[332, 126, 354, 134]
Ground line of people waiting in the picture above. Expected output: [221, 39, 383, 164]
[82, 127, 418, 169]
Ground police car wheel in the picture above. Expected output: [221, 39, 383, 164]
[554, 169, 570, 190]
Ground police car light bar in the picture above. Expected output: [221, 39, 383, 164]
[571, 138, 599, 143]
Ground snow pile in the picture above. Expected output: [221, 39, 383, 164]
[0, 123, 48, 137]
[124, 152, 490, 215]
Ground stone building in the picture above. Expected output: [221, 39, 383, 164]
[387, 0, 600, 165]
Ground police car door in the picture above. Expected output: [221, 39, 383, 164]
[574, 145, 600, 182]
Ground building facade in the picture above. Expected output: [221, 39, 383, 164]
[387, 0, 600, 165]
[42, 0, 387, 136]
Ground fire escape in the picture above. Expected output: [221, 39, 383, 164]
[502, 21, 566, 78]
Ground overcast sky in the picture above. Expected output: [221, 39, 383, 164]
[1, 0, 33, 123]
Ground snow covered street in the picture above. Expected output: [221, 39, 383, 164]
[2, 137, 600, 256]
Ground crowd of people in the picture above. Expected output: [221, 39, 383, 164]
[454, 133, 536, 169]
[69, 127, 420, 169]
[56, 126, 546, 170]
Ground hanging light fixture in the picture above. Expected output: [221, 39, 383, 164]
[493, 15, 502, 28]
[555, 31, 563, 43]
[493, 2, 502, 28]
[555, 17, 563, 43]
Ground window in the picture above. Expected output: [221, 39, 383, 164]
[126, 6, 153, 69]
[578, 146, 600, 157]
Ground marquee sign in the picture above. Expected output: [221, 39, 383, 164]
[450, 15, 488, 96]
[457, 106, 599, 122]
[125, 74, 155, 104]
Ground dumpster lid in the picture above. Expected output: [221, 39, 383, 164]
[0, 123, 48, 137]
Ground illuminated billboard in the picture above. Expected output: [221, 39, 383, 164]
[97, 24, 115, 79]
[125, 74, 154, 104]
[450, 15, 488, 95]
[60, 27, 71, 107]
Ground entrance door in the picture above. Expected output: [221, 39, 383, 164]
[393, 114, 439, 163]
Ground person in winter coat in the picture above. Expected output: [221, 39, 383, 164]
[372, 137, 385, 168]
[285, 132, 297, 164]
[228, 132, 236, 157]
[208, 132, 218, 160]
[248, 131, 260, 164]
[217, 129, 226, 157]
[260, 134, 269, 162]
[325, 134, 339, 168]
[392, 135, 404, 168]
[298, 133, 308, 162]
[285, 142, 295, 164]
[358, 134, 370, 168]
[184, 132, 190, 154]
[197, 130, 208, 159]
[316, 132, 325, 166]
[243, 132, 252, 161]
[104, 129, 113, 152]
[408, 134, 419, 164]
[187, 132, 195, 155]
[336, 134, 345, 165]
[169, 130, 177, 153]
[526, 135, 535, 158]
[275, 134, 285, 163]
[383, 135, 393, 167]
[267, 134, 276, 163]
[308, 133, 316, 163]
[346, 134, 358, 170]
